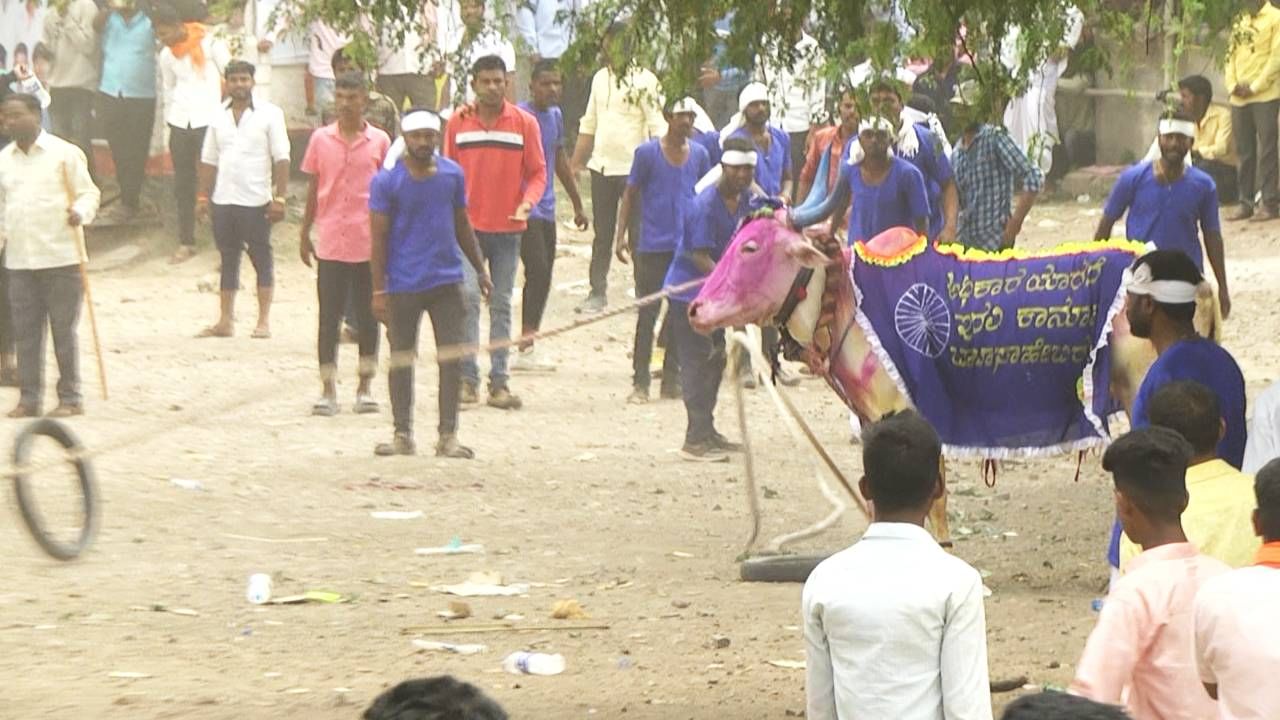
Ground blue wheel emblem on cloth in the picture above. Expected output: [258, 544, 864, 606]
[894, 283, 951, 358]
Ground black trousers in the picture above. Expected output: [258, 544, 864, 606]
[520, 218, 556, 334]
[211, 203, 273, 290]
[788, 129, 808, 191]
[632, 251, 677, 389]
[0, 251, 12, 356]
[588, 172, 637, 297]
[50, 88, 96, 182]
[168, 125, 206, 247]
[97, 93, 155, 209]
[670, 299, 725, 444]
[387, 284, 465, 437]
[1232, 99, 1279, 210]
[9, 265, 82, 411]
[1196, 157, 1239, 204]
[317, 259, 378, 381]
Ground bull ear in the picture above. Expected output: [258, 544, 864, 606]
[785, 237, 829, 269]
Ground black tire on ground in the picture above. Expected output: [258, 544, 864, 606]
[12, 418, 98, 561]
[739, 553, 832, 583]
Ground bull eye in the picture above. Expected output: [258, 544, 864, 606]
[740, 242, 759, 255]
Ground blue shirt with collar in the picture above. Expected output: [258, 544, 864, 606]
[100, 11, 157, 99]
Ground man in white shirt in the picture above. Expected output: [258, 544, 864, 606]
[375, 1, 433, 112]
[154, 4, 232, 264]
[763, 27, 824, 184]
[438, 0, 516, 105]
[195, 61, 290, 340]
[1244, 382, 1280, 474]
[1193, 459, 1280, 720]
[0, 94, 100, 418]
[802, 410, 993, 720]
[41, 0, 100, 181]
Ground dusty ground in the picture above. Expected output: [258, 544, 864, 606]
[2, 191, 1277, 719]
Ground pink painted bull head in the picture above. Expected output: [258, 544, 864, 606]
[688, 210, 829, 333]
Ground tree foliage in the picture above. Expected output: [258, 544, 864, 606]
[271, 0, 1252, 122]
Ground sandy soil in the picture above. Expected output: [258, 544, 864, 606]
[2, 195, 1277, 719]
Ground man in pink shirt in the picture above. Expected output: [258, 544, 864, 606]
[1192, 458, 1280, 719]
[299, 73, 391, 416]
[1071, 426, 1230, 719]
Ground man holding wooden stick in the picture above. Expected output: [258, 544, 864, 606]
[0, 93, 101, 417]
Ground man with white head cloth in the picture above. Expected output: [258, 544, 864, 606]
[664, 136, 757, 462]
[369, 108, 492, 459]
[1104, 249, 1247, 575]
[1095, 110, 1231, 319]
[722, 81, 792, 201]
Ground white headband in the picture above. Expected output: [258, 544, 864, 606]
[859, 116, 895, 135]
[1157, 119, 1197, 138]
[738, 82, 769, 112]
[401, 111, 441, 134]
[1123, 263, 1199, 304]
[720, 149, 757, 167]
[670, 96, 701, 116]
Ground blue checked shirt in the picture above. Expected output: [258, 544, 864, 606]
[952, 125, 1043, 250]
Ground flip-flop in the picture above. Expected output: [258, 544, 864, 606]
[311, 397, 339, 417]
[353, 395, 379, 414]
[196, 325, 233, 338]
[251, 328, 271, 339]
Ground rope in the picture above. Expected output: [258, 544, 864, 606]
[4, 277, 706, 482]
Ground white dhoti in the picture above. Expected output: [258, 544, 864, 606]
[1003, 58, 1067, 177]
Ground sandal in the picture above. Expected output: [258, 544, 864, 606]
[311, 397, 339, 417]
[353, 395, 379, 414]
[435, 435, 475, 459]
[251, 327, 271, 339]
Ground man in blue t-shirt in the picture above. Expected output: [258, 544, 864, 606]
[1096, 111, 1232, 319]
[1106, 249, 1247, 570]
[856, 78, 958, 243]
[369, 110, 493, 459]
[794, 117, 930, 244]
[513, 60, 589, 373]
[615, 98, 711, 403]
[665, 137, 757, 462]
[724, 81, 792, 200]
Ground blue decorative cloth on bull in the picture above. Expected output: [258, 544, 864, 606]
[852, 235, 1148, 458]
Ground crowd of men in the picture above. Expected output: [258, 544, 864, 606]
[2, 0, 1280, 717]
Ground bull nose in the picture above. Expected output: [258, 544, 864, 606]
[688, 302, 700, 318]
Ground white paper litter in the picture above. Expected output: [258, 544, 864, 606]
[432, 581, 530, 597]
[370, 510, 424, 520]
[766, 660, 806, 670]
[412, 639, 488, 655]
[415, 544, 485, 556]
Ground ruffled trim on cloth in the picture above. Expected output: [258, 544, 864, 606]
[850, 242, 1137, 460]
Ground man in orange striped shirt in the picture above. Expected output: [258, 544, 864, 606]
[443, 54, 546, 411]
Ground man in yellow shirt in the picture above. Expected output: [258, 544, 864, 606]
[1225, 0, 1280, 221]
[1120, 380, 1261, 570]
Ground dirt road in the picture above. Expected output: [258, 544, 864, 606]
[3, 198, 1277, 718]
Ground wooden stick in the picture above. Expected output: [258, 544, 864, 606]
[60, 161, 107, 400]
[400, 623, 611, 635]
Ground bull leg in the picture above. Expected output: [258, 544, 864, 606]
[929, 459, 954, 548]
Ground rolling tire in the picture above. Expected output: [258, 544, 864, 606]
[12, 418, 98, 561]
[739, 553, 831, 583]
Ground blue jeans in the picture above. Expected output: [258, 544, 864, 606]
[461, 232, 520, 389]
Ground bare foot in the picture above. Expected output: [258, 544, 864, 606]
[169, 246, 196, 264]
[251, 326, 271, 339]
[196, 323, 233, 338]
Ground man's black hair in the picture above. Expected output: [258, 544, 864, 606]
[1102, 426, 1193, 523]
[1000, 690, 1130, 720]
[149, 2, 182, 26]
[1148, 380, 1222, 456]
[2, 92, 41, 115]
[471, 54, 507, 77]
[907, 94, 937, 114]
[225, 59, 256, 79]
[363, 676, 508, 720]
[1160, 107, 1198, 126]
[862, 409, 941, 513]
[1257, 458, 1280, 542]
[531, 58, 559, 80]
[869, 77, 904, 100]
[1132, 249, 1202, 324]
[1178, 74, 1213, 104]
[335, 71, 367, 94]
